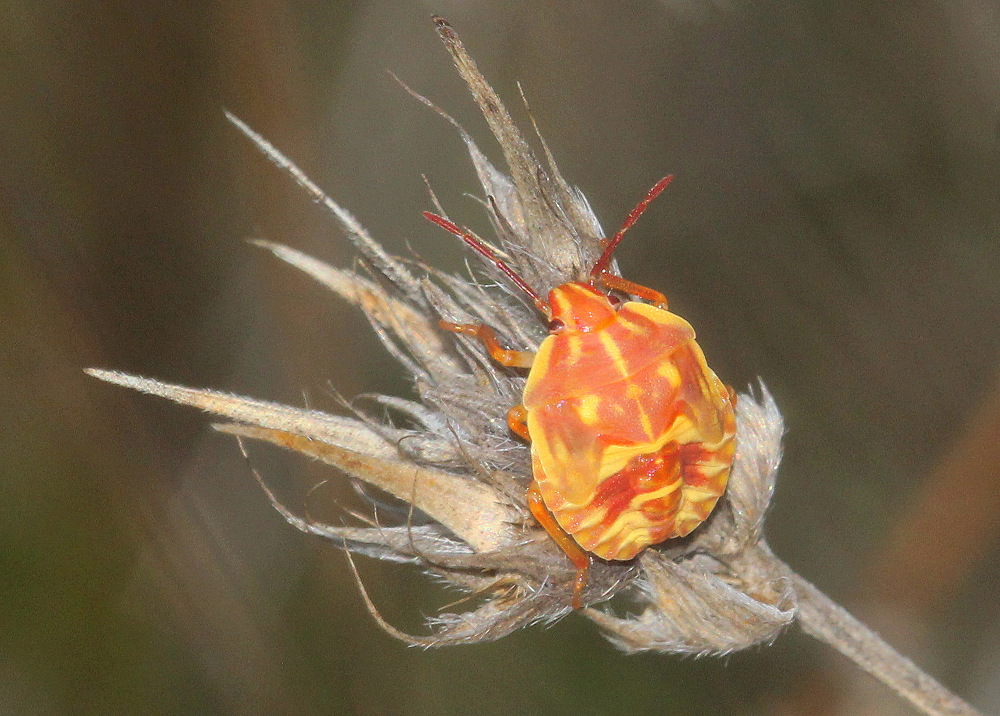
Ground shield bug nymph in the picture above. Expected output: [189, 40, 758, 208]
[426, 176, 737, 608]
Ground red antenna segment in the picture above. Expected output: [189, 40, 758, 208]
[589, 175, 674, 279]
[423, 212, 550, 315]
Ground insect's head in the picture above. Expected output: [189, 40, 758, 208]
[545, 282, 617, 334]
[423, 175, 673, 334]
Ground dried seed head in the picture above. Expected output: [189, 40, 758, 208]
[87, 17, 793, 651]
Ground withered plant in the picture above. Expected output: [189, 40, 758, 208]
[88, 17, 978, 716]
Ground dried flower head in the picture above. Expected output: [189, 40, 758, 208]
[87, 17, 978, 715]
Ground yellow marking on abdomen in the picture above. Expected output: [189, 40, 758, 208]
[657, 361, 681, 384]
[622, 381, 654, 437]
[576, 394, 601, 425]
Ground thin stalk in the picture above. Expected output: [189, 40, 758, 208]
[789, 568, 980, 716]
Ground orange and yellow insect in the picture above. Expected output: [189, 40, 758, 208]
[425, 176, 737, 608]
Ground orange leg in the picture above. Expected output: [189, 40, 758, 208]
[439, 321, 535, 368]
[507, 405, 530, 442]
[527, 481, 591, 609]
[596, 272, 668, 309]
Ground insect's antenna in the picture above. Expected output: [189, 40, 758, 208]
[590, 175, 674, 278]
[423, 211, 550, 314]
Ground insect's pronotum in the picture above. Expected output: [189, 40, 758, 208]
[426, 176, 738, 608]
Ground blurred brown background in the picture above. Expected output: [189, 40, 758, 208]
[2, 1, 998, 714]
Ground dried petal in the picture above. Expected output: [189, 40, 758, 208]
[214, 423, 517, 553]
[254, 240, 459, 380]
[84, 369, 396, 457]
[432, 16, 602, 290]
[587, 547, 795, 655]
[693, 383, 784, 556]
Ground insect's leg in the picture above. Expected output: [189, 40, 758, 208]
[507, 405, 530, 442]
[439, 322, 535, 368]
[526, 481, 591, 609]
[597, 272, 668, 309]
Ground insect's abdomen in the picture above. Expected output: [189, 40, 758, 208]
[525, 305, 736, 561]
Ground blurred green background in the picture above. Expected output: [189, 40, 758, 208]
[2, 1, 998, 714]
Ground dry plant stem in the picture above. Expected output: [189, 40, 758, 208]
[790, 569, 980, 716]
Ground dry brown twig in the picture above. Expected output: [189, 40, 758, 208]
[87, 17, 979, 716]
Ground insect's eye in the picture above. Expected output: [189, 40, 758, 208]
[607, 294, 622, 308]
[547, 318, 565, 333]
